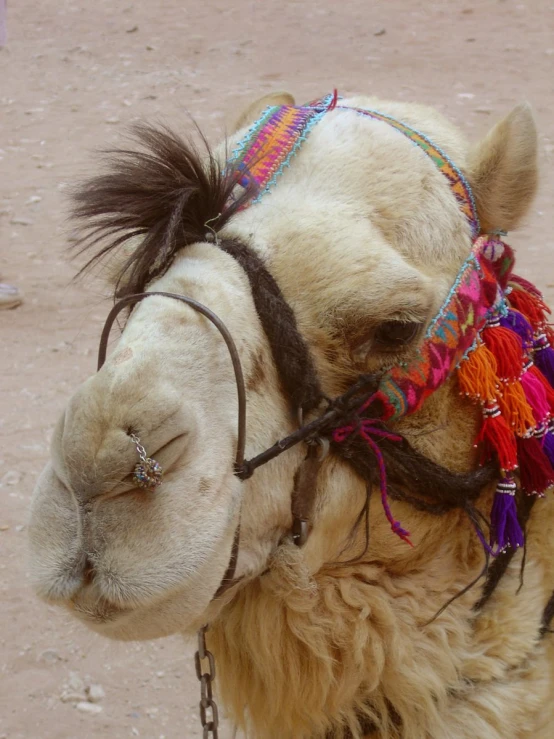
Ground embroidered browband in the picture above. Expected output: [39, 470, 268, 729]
[230, 93, 479, 237]
[229, 94, 554, 553]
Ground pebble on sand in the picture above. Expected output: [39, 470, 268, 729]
[38, 648, 61, 663]
[76, 701, 103, 714]
[1, 470, 22, 486]
[61, 690, 87, 703]
[68, 672, 85, 693]
[86, 684, 106, 703]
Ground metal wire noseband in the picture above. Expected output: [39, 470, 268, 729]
[97, 291, 247, 473]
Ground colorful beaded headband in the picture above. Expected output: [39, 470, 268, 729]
[230, 94, 554, 553]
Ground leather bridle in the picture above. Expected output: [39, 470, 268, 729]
[96, 277, 385, 595]
[95, 268, 554, 739]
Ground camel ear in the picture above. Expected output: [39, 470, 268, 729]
[232, 91, 296, 133]
[467, 104, 538, 233]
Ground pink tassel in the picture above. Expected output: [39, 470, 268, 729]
[528, 365, 554, 412]
[520, 365, 551, 425]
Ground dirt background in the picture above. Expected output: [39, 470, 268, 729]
[1, 1, 553, 737]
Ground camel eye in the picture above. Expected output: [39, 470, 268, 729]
[373, 320, 420, 351]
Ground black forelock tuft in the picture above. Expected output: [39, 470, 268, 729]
[71, 122, 254, 297]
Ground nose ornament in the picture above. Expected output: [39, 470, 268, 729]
[130, 433, 163, 489]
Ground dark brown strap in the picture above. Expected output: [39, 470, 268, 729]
[291, 439, 329, 547]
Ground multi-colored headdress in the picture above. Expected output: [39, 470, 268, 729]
[230, 94, 554, 553]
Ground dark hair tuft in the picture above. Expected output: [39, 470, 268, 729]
[71, 122, 253, 296]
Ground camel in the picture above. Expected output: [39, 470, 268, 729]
[28, 91, 554, 739]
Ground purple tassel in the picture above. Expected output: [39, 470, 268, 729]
[490, 477, 524, 551]
[499, 309, 534, 349]
[534, 333, 554, 387]
[542, 427, 554, 469]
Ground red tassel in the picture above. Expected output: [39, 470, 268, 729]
[508, 285, 550, 330]
[516, 435, 554, 495]
[509, 274, 543, 299]
[482, 320, 524, 381]
[475, 404, 517, 470]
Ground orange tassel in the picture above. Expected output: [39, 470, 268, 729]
[482, 321, 524, 381]
[458, 343, 499, 403]
[497, 380, 536, 435]
[475, 403, 518, 470]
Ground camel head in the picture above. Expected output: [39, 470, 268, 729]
[28, 92, 540, 648]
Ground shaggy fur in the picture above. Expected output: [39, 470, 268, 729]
[210, 539, 551, 739]
[28, 92, 554, 738]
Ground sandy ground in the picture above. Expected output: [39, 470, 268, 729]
[1, 1, 553, 737]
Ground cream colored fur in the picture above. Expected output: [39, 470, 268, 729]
[28, 92, 553, 738]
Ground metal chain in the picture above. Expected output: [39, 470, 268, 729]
[129, 433, 148, 462]
[195, 625, 219, 738]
